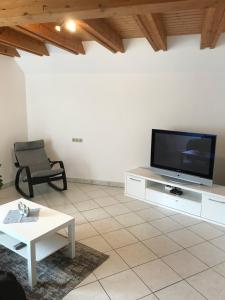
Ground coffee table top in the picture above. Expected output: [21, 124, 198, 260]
[0, 199, 74, 243]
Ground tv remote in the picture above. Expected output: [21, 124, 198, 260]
[14, 242, 26, 250]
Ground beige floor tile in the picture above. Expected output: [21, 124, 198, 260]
[134, 259, 181, 292]
[188, 241, 225, 267]
[34, 196, 48, 207]
[124, 200, 151, 211]
[65, 189, 90, 203]
[127, 223, 161, 241]
[103, 229, 138, 249]
[0, 186, 21, 203]
[213, 261, 225, 277]
[115, 194, 134, 203]
[75, 199, 99, 211]
[170, 214, 202, 227]
[79, 184, 102, 192]
[187, 269, 225, 300]
[150, 217, 183, 233]
[100, 269, 150, 300]
[104, 203, 131, 216]
[155, 280, 205, 300]
[168, 229, 204, 248]
[91, 218, 122, 234]
[82, 208, 110, 222]
[93, 250, 129, 279]
[63, 281, 110, 300]
[75, 223, 99, 240]
[80, 235, 112, 252]
[44, 193, 71, 208]
[57, 206, 78, 215]
[162, 249, 208, 278]
[211, 223, 225, 233]
[115, 212, 145, 227]
[85, 189, 109, 199]
[94, 196, 119, 207]
[103, 186, 124, 196]
[143, 235, 182, 257]
[139, 295, 158, 300]
[137, 208, 165, 222]
[189, 222, 224, 240]
[76, 273, 97, 288]
[154, 206, 178, 216]
[211, 234, 225, 251]
[116, 242, 157, 267]
[70, 210, 87, 225]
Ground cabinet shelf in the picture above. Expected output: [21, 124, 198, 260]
[0, 232, 68, 262]
[147, 182, 202, 203]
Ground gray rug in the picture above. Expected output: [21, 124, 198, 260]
[0, 242, 108, 300]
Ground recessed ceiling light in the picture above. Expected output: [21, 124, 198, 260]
[55, 25, 61, 32]
[65, 20, 77, 33]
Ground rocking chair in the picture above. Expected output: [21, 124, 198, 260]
[14, 140, 67, 198]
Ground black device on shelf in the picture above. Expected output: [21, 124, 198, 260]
[170, 188, 183, 196]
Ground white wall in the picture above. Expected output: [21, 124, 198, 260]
[18, 35, 225, 185]
[0, 56, 27, 184]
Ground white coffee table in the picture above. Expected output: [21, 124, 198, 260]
[0, 198, 75, 287]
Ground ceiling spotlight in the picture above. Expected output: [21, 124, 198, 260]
[55, 25, 61, 32]
[65, 20, 77, 33]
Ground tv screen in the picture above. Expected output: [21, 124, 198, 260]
[151, 129, 217, 181]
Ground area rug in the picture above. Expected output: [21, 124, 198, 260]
[0, 242, 108, 300]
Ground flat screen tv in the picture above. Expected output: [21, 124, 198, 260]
[151, 129, 217, 186]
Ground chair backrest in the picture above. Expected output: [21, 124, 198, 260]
[14, 140, 51, 173]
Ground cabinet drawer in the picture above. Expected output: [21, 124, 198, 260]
[126, 175, 145, 199]
[201, 195, 225, 225]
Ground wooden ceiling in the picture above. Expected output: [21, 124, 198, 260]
[0, 1, 225, 58]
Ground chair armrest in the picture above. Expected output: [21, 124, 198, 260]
[49, 160, 65, 169]
[16, 165, 32, 181]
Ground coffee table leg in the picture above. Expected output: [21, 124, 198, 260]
[67, 220, 75, 259]
[27, 242, 36, 287]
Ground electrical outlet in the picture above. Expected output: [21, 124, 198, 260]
[72, 138, 83, 143]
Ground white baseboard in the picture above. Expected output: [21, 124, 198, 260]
[67, 177, 124, 188]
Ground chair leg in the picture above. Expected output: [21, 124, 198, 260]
[15, 169, 34, 199]
[62, 171, 67, 190]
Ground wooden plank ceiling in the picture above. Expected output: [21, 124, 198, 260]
[0, 0, 225, 58]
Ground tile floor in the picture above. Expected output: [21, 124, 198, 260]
[1, 182, 225, 299]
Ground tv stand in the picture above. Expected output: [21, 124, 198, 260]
[125, 167, 225, 227]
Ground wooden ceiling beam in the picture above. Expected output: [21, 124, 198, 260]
[78, 19, 124, 53]
[14, 24, 85, 55]
[0, 27, 49, 56]
[201, 3, 225, 49]
[0, 43, 20, 57]
[0, 0, 224, 27]
[135, 14, 167, 51]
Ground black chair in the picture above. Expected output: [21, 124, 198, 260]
[14, 140, 67, 199]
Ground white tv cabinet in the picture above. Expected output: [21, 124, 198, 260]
[125, 167, 225, 227]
